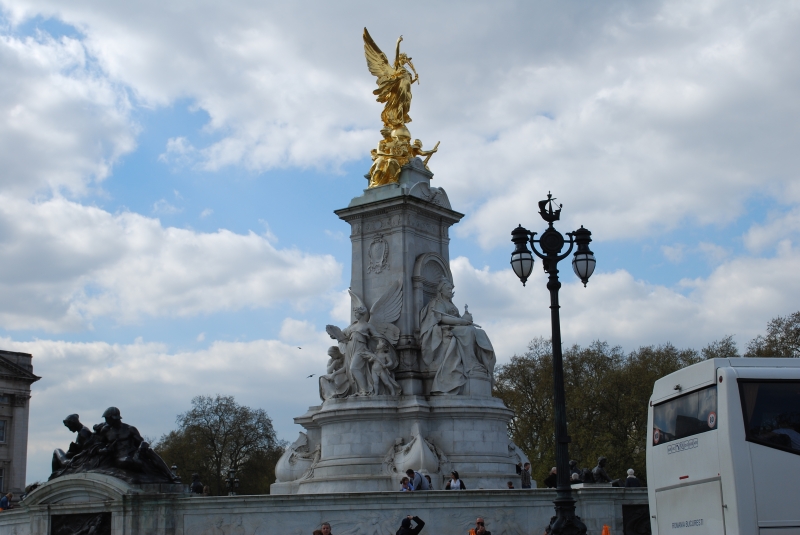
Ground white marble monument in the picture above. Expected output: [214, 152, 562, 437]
[271, 160, 530, 494]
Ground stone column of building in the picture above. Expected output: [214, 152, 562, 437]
[0, 350, 40, 499]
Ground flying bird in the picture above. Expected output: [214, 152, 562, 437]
[297, 347, 302, 349]
[307, 374, 315, 378]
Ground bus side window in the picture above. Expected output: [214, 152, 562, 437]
[653, 385, 717, 446]
[739, 380, 800, 453]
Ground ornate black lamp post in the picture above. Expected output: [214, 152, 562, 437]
[225, 468, 240, 496]
[510, 193, 595, 535]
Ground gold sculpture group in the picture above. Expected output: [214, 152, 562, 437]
[364, 28, 438, 188]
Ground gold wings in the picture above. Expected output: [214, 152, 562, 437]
[363, 27, 395, 83]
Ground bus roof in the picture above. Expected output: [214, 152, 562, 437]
[651, 357, 800, 404]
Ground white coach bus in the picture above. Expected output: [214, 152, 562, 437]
[646, 358, 800, 534]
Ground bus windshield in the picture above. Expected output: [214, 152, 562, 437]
[653, 385, 717, 446]
[739, 380, 800, 454]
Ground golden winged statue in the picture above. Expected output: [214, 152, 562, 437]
[364, 28, 418, 129]
[363, 28, 438, 188]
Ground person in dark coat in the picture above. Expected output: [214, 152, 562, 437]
[396, 515, 425, 535]
[625, 469, 642, 487]
[445, 470, 466, 490]
[544, 467, 557, 488]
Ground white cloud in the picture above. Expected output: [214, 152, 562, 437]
[448, 239, 800, 359]
[329, 289, 351, 325]
[199, 208, 213, 218]
[744, 207, 800, 253]
[278, 318, 329, 348]
[3, 333, 329, 483]
[662, 244, 686, 263]
[196, 332, 205, 342]
[152, 198, 181, 215]
[159, 136, 198, 168]
[1, 1, 798, 245]
[0, 30, 136, 197]
[0, 196, 342, 331]
[697, 241, 729, 264]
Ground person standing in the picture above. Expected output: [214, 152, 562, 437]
[445, 471, 466, 490]
[625, 469, 642, 487]
[320, 522, 332, 535]
[405, 469, 430, 491]
[520, 462, 532, 489]
[544, 467, 557, 488]
[469, 517, 491, 535]
[397, 515, 425, 535]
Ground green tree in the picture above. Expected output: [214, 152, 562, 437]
[495, 338, 704, 485]
[701, 334, 739, 359]
[153, 395, 284, 495]
[745, 311, 800, 358]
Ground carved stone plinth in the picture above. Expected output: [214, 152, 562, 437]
[271, 394, 527, 494]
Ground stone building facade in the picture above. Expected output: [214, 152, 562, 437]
[0, 349, 40, 498]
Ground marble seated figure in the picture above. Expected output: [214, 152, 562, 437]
[319, 346, 349, 400]
[420, 278, 496, 395]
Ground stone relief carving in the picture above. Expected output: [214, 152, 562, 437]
[51, 513, 111, 535]
[407, 180, 452, 210]
[507, 442, 530, 467]
[447, 509, 526, 535]
[187, 515, 262, 535]
[325, 280, 403, 397]
[362, 215, 401, 233]
[408, 215, 436, 234]
[382, 432, 449, 483]
[330, 510, 399, 535]
[275, 432, 319, 483]
[297, 444, 321, 481]
[367, 234, 389, 274]
[419, 278, 496, 395]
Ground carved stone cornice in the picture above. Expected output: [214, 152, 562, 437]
[12, 394, 30, 407]
[0, 355, 40, 385]
[335, 194, 464, 225]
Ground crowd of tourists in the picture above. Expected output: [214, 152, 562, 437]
[396, 457, 642, 492]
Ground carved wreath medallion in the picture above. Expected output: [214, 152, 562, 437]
[367, 234, 389, 274]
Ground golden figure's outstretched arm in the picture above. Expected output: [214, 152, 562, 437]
[394, 35, 403, 68]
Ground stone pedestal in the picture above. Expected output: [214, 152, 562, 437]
[1, 473, 649, 535]
[272, 160, 528, 494]
[272, 394, 522, 494]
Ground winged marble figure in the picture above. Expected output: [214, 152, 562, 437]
[325, 280, 403, 396]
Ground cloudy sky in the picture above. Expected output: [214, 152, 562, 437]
[1, 0, 799, 483]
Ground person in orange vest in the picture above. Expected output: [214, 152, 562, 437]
[468, 517, 491, 535]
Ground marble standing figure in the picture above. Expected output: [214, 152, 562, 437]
[420, 279, 496, 395]
[369, 339, 402, 396]
[325, 281, 402, 397]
